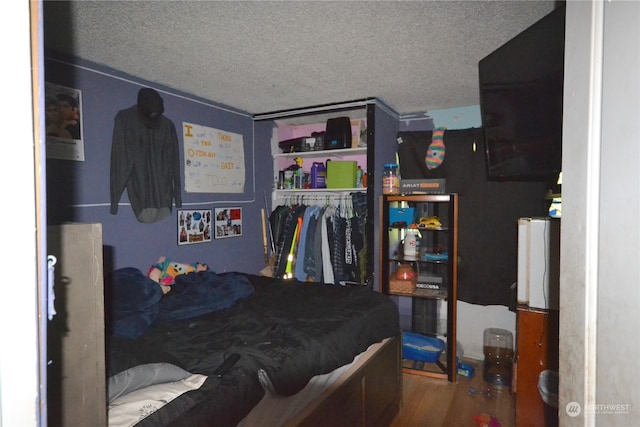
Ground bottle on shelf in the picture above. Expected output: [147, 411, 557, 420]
[383, 163, 400, 195]
[403, 229, 419, 260]
[284, 170, 294, 189]
[356, 166, 364, 188]
[310, 162, 327, 189]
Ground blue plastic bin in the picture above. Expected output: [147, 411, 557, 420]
[389, 207, 415, 226]
[402, 332, 445, 363]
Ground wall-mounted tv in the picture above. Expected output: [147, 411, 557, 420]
[479, 5, 565, 181]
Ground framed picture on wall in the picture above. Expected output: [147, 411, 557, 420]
[45, 82, 85, 161]
[177, 209, 212, 245]
[214, 207, 242, 239]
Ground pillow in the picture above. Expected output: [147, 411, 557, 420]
[108, 372, 208, 427]
[105, 267, 164, 338]
[107, 362, 192, 402]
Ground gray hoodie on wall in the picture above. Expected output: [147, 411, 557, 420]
[110, 104, 182, 223]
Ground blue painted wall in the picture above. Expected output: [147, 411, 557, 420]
[399, 105, 482, 131]
[46, 55, 273, 275]
[44, 53, 470, 280]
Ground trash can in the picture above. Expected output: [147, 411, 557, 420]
[538, 369, 559, 427]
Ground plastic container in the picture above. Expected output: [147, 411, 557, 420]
[310, 162, 327, 189]
[403, 229, 419, 260]
[389, 207, 414, 226]
[327, 161, 357, 188]
[483, 328, 514, 386]
[293, 170, 304, 189]
[356, 166, 364, 188]
[457, 362, 475, 378]
[383, 163, 400, 195]
[284, 170, 294, 189]
[402, 331, 445, 363]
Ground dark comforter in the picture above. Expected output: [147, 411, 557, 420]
[107, 272, 400, 427]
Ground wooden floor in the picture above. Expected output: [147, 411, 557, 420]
[389, 359, 514, 427]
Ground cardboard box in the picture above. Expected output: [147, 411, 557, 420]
[416, 275, 443, 290]
[400, 179, 446, 194]
[351, 119, 366, 148]
[327, 161, 357, 188]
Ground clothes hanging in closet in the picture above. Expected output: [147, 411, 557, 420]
[269, 194, 366, 285]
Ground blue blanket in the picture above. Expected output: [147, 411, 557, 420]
[106, 268, 254, 339]
[156, 271, 255, 323]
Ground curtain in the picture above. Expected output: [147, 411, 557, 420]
[397, 129, 549, 307]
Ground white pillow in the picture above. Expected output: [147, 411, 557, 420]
[108, 362, 193, 402]
[108, 373, 207, 427]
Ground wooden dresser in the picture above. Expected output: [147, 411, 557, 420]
[514, 305, 559, 427]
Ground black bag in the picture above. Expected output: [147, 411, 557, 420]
[325, 117, 352, 149]
[396, 131, 447, 179]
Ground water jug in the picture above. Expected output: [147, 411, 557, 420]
[310, 162, 327, 189]
[483, 328, 514, 386]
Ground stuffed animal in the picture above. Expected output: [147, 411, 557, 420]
[148, 256, 209, 293]
[425, 127, 446, 170]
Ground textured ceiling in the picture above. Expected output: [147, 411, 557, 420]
[43, 0, 558, 116]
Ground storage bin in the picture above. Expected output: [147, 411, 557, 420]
[389, 207, 415, 226]
[389, 276, 416, 294]
[402, 331, 445, 363]
[326, 161, 357, 188]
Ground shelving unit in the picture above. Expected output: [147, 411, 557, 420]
[273, 147, 368, 202]
[380, 193, 458, 382]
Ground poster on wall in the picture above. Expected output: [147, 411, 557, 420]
[183, 122, 245, 193]
[45, 82, 85, 161]
[177, 209, 212, 245]
[214, 207, 242, 239]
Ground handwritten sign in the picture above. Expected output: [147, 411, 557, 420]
[183, 122, 245, 193]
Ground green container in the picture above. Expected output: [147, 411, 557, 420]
[326, 161, 358, 188]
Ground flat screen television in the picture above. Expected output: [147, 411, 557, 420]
[479, 5, 565, 181]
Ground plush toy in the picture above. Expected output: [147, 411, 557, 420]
[425, 127, 446, 170]
[148, 256, 209, 293]
[473, 413, 501, 427]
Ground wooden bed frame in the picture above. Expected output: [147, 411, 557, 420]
[283, 335, 402, 427]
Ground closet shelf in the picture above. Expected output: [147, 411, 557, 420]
[274, 188, 366, 193]
[274, 147, 366, 159]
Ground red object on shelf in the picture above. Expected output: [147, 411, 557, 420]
[395, 263, 416, 280]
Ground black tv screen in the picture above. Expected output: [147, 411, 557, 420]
[479, 5, 565, 181]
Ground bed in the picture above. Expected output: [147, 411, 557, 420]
[105, 268, 402, 427]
